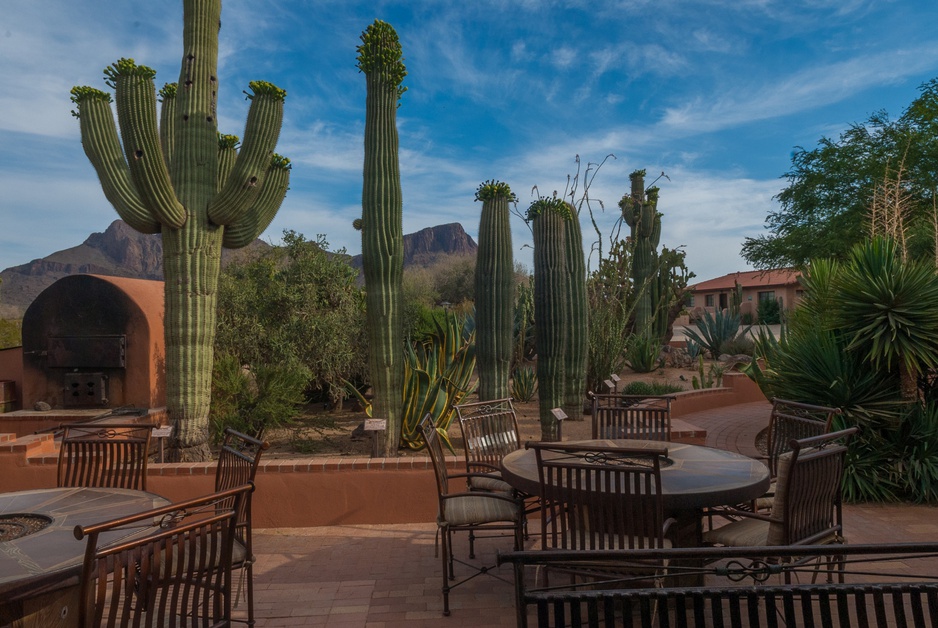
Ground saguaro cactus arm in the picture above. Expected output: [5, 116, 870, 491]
[222, 155, 292, 249]
[70, 87, 161, 234]
[208, 81, 285, 225]
[108, 59, 187, 228]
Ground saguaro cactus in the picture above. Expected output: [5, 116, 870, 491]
[620, 170, 661, 336]
[527, 198, 571, 441]
[562, 202, 588, 420]
[474, 180, 516, 401]
[70, 0, 289, 461]
[357, 20, 407, 455]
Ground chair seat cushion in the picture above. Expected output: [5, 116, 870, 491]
[443, 494, 520, 526]
[469, 474, 514, 493]
[703, 517, 769, 547]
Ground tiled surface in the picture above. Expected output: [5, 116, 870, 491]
[239, 402, 938, 626]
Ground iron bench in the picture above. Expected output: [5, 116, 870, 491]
[498, 543, 938, 627]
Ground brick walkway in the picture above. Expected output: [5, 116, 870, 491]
[240, 402, 938, 626]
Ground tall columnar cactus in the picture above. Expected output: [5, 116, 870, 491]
[474, 180, 516, 401]
[562, 202, 588, 420]
[619, 170, 661, 336]
[356, 20, 407, 455]
[527, 198, 572, 441]
[70, 0, 289, 461]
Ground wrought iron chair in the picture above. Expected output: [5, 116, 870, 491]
[57, 422, 152, 491]
[215, 427, 269, 626]
[589, 393, 675, 441]
[754, 398, 842, 511]
[419, 414, 524, 616]
[75, 484, 252, 628]
[703, 427, 857, 582]
[454, 397, 522, 493]
[527, 441, 675, 585]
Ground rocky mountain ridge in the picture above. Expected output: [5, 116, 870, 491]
[0, 220, 477, 319]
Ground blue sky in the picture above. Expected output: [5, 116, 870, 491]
[3, 0, 938, 284]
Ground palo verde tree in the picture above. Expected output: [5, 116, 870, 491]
[356, 20, 407, 455]
[70, 0, 289, 461]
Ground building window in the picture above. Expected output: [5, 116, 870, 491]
[705, 294, 714, 307]
[758, 291, 776, 302]
[687, 294, 695, 307]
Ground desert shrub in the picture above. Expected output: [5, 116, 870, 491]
[215, 231, 367, 405]
[625, 332, 661, 373]
[510, 364, 538, 402]
[719, 333, 755, 356]
[757, 297, 781, 324]
[621, 380, 683, 395]
[0, 319, 22, 349]
[587, 239, 633, 390]
[209, 353, 309, 442]
[403, 266, 440, 338]
[427, 253, 477, 306]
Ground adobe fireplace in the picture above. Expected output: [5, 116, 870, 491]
[20, 274, 166, 411]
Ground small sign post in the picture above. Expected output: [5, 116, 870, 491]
[364, 418, 387, 459]
[550, 407, 568, 440]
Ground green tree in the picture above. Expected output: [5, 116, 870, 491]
[743, 80, 938, 269]
[215, 231, 367, 406]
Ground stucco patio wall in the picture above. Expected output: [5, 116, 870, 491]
[0, 372, 767, 529]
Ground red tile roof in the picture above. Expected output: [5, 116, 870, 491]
[691, 269, 801, 292]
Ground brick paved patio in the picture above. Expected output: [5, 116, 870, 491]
[239, 400, 938, 627]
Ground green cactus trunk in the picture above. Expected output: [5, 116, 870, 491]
[474, 181, 515, 401]
[562, 203, 588, 420]
[621, 170, 661, 337]
[528, 199, 571, 441]
[70, 0, 289, 461]
[358, 20, 406, 455]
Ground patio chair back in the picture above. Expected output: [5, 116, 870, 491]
[766, 398, 842, 476]
[214, 427, 269, 626]
[455, 398, 521, 474]
[769, 427, 855, 546]
[589, 394, 674, 441]
[75, 484, 251, 628]
[57, 423, 152, 491]
[529, 442, 671, 550]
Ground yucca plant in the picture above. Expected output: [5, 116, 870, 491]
[625, 332, 661, 373]
[510, 365, 538, 402]
[684, 309, 748, 359]
[346, 312, 476, 452]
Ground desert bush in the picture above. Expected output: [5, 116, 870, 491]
[586, 239, 633, 391]
[0, 319, 21, 349]
[757, 297, 781, 324]
[719, 333, 755, 356]
[209, 353, 309, 442]
[215, 231, 367, 405]
[621, 380, 683, 395]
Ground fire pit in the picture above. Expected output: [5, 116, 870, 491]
[0, 514, 52, 542]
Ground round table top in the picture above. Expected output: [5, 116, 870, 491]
[501, 439, 770, 513]
[0, 486, 169, 602]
